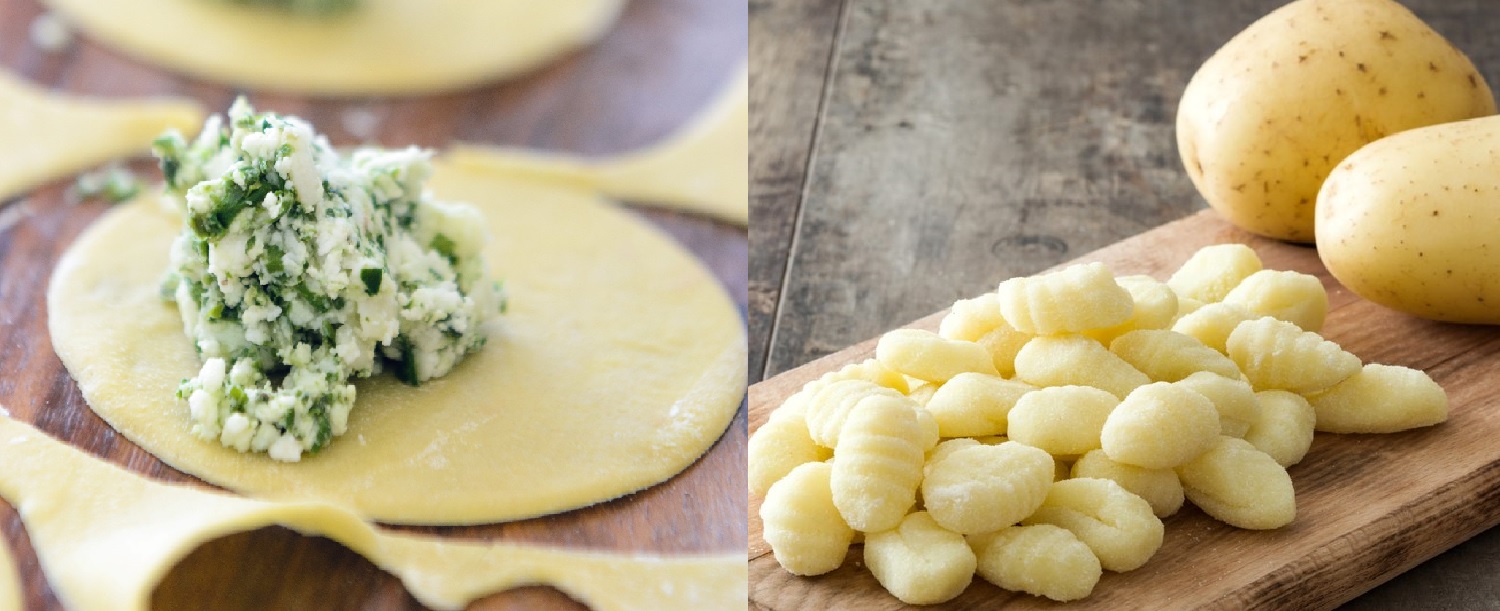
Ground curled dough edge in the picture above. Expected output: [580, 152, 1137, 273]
[446, 63, 749, 226]
[0, 414, 745, 611]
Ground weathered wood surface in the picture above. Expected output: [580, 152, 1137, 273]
[750, 0, 1500, 608]
[0, 0, 747, 609]
[749, 210, 1500, 609]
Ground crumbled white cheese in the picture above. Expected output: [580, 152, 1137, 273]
[155, 99, 504, 462]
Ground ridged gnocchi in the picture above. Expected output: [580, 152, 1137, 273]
[760, 461, 855, 575]
[1022, 477, 1165, 572]
[1071, 449, 1185, 518]
[1006, 386, 1119, 457]
[1167, 243, 1263, 303]
[923, 373, 1035, 438]
[997, 262, 1134, 335]
[1171, 301, 1256, 354]
[1110, 329, 1242, 382]
[757, 241, 1453, 601]
[939, 293, 1004, 342]
[803, 379, 904, 448]
[1014, 336, 1151, 399]
[1084, 275, 1180, 344]
[923, 441, 1054, 534]
[976, 322, 1033, 377]
[1175, 371, 1259, 439]
[1308, 364, 1448, 434]
[864, 511, 977, 605]
[876, 328, 998, 382]
[1177, 436, 1296, 530]
[1245, 390, 1316, 467]
[831, 396, 926, 532]
[1223, 269, 1328, 332]
[970, 525, 1102, 602]
[1101, 382, 1220, 469]
[1227, 317, 1360, 394]
[748, 413, 829, 497]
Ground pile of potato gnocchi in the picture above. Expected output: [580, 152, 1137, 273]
[751, 244, 1447, 604]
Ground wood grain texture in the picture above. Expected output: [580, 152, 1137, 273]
[749, 210, 1500, 609]
[747, 0, 847, 379]
[751, 2, 1500, 605]
[0, 0, 747, 609]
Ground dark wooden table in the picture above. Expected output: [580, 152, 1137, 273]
[0, 0, 747, 609]
[750, 0, 1500, 607]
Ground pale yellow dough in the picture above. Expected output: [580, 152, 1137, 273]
[0, 71, 203, 202]
[41, 0, 624, 96]
[448, 65, 749, 226]
[0, 414, 744, 611]
[48, 162, 747, 525]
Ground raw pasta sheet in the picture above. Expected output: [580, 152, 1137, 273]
[41, 0, 625, 95]
[48, 161, 747, 525]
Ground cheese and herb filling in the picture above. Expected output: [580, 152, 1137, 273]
[154, 99, 504, 462]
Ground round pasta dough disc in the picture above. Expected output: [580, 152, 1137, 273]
[40, 0, 625, 95]
[47, 162, 747, 525]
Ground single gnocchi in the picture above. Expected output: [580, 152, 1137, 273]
[997, 262, 1134, 335]
[749, 413, 829, 497]
[923, 372, 1035, 438]
[864, 511, 977, 605]
[970, 525, 1102, 602]
[831, 396, 926, 532]
[1014, 336, 1151, 399]
[803, 379, 905, 448]
[1110, 329, 1242, 382]
[1223, 269, 1328, 332]
[1175, 371, 1259, 438]
[1177, 436, 1296, 530]
[939, 293, 1004, 342]
[1006, 386, 1119, 457]
[1167, 243, 1263, 303]
[1307, 364, 1448, 434]
[1227, 317, 1361, 394]
[1245, 390, 1316, 467]
[1022, 477, 1165, 572]
[760, 461, 856, 576]
[1101, 382, 1220, 469]
[1071, 449, 1185, 518]
[922, 441, 1054, 534]
[1172, 301, 1256, 354]
[976, 322, 1034, 377]
[876, 328, 998, 382]
[1084, 275, 1180, 344]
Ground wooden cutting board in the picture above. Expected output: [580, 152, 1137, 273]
[0, 1, 747, 609]
[749, 209, 1500, 610]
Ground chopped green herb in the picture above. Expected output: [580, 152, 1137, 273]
[360, 267, 383, 295]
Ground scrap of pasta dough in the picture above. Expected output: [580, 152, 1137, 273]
[0, 414, 744, 611]
[41, 0, 624, 95]
[0, 70, 202, 202]
[48, 162, 747, 525]
[448, 64, 749, 226]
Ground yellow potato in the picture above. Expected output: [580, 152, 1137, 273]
[1318, 116, 1500, 323]
[1176, 0, 1495, 242]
